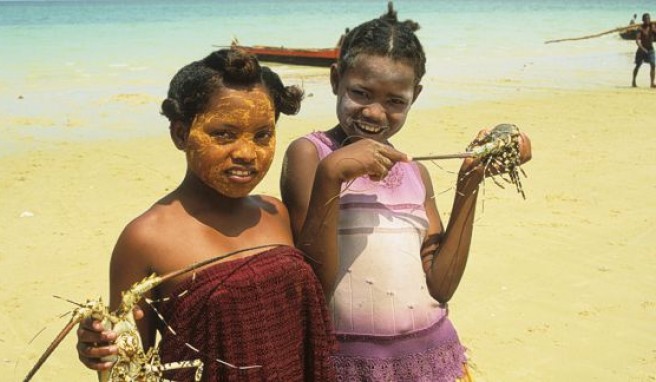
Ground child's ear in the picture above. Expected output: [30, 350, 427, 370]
[330, 63, 340, 95]
[412, 84, 423, 103]
[170, 121, 189, 150]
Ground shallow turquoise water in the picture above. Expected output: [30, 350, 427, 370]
[0, 0, 652, 151]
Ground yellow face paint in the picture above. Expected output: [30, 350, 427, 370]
[185, 86, 276, 198]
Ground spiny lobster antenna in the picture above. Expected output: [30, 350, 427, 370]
[115, 244, 283, 316]
[52, 295, 85, 307]
[23, 316, 85, 382]
[158, 243, 283, 284]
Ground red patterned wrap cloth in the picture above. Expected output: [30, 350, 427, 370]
[157, 246, 337, 381]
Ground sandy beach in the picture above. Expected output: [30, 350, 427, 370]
[2, 64, 656, 382]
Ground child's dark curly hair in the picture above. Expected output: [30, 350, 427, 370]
[161, 47, 303, 126]
[338, 1, 426, 84]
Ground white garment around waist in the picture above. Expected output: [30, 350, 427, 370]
[329, 198, 444, 336]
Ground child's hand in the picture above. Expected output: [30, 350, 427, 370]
[322, 138, 409, 182]
[516, 131, 532, 164]
[461, 127, 532, 178]
[76, 306, 144, 371]
[76, 317, 117, 371]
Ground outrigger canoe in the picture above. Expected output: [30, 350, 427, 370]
[230, 37, 342, 67]
[231, 42, 338, 67]
[619, 28, 638, 40]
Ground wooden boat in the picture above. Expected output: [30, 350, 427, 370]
[231, 40, 339, 67]
[619, 28, 638, 40]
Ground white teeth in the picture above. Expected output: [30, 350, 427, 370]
[356, 122, 383, 134]
[228, 170, 252, 177]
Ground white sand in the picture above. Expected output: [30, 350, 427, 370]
[2, 74, 655, 381]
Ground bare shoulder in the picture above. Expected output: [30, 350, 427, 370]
[254, 194, 290, 217]
[111, 201, 184, 269]
[281, 136, 321, 200]
[121, 203, 178, 243]
[247, 194, 294, 245]
[284, 135, 319, 162]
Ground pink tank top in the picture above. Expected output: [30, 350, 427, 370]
[303, 131, 446, 336]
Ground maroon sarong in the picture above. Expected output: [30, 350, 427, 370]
[157, 246, 336, 381]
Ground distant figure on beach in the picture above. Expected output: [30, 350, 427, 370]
[630, 14, 637, 25]
[74, 47, 337, 381]
[281, 2, 531, 381]
[632, 13, 656, 88]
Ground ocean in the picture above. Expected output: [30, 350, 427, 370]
[0, 0, 653, 151]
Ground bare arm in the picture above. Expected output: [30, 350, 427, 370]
[108, 222, 158, 349]
[422, 131, 532, 304]
[636, 28, 648, 52]
[76, 220, 155, 373]
[281, 137, 343, 298]
[280, 138, 322, 241]
[420, 161, 481, 304]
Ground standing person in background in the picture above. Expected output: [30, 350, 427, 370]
[632, 13, 656, 88]
[281, 2, 531, 381]
[74, 47, 336, 381]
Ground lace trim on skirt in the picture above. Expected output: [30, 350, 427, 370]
[332, 319, 468, 382]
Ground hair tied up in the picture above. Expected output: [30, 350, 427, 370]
[201, 48, 261, 84]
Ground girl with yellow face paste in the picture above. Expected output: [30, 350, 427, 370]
[185, 88, 276, 199]
[75, 48, 338, 381]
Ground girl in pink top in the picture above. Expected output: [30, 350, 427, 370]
[281, 3, 532, 381]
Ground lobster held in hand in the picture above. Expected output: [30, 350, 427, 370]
[414, 123, 530, 198]
[23, 245, 280, 382]
[23, 275, 204, 382]
[465, 123, 528, 198]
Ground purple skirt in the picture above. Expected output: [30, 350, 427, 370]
[332, 314, 468, 382]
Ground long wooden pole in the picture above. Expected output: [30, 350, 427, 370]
[413, 152, 474, 161]
[544, 21, 655, 44]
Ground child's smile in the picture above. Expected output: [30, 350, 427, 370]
[185, 86, 276, 198]
[332, 54, 419, 143]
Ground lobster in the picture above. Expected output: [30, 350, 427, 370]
[414, 123, 527, 198]
[23, 244, 280, 382]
